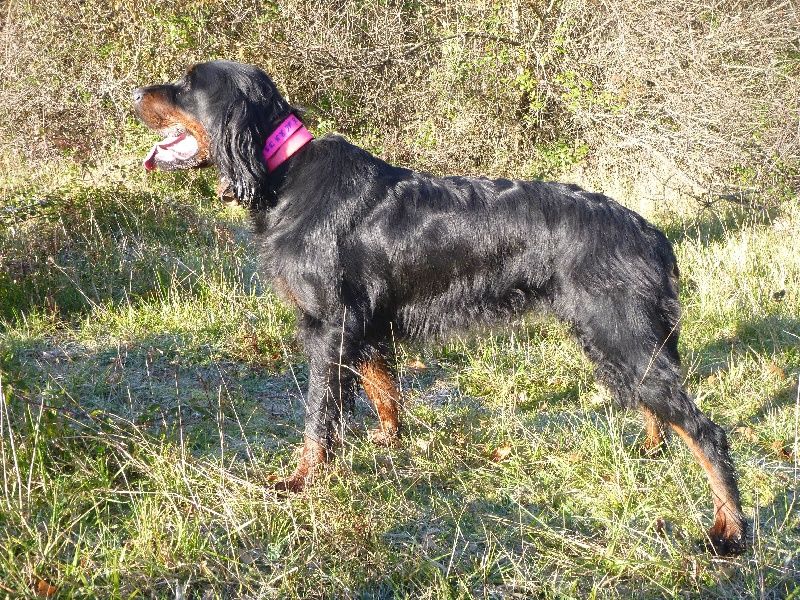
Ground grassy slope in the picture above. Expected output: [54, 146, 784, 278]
[1, 160, 798, 599]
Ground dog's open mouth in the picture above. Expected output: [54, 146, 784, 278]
[143, 127, 200, 171]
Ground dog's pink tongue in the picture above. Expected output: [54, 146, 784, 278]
[143, 133, 199, 171]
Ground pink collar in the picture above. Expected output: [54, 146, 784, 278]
[262, 114, 313, 172]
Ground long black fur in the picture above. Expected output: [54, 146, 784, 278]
[134, 60, 746, 554]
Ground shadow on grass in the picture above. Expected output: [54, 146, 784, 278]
[3, 305, 796, 598]
[734, 315, 800, 356]
[0, 178, 244, 325]
[698, 312, 799, 358]
[695, 314, 800, 386]
[1, 310, 306, 458]
[704, 315, 800, 429]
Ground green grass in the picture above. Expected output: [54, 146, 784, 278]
[2, 0, 798, 595]
[1, 161, 798, 598]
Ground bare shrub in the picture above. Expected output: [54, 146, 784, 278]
[1, 0, 797, 204]
[567, 0, 800, 203]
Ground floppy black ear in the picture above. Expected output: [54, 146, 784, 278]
[206, 64, 291, 209]
[211, 98, 276, 209]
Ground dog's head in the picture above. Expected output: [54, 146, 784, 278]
[133, 60, 291, 207]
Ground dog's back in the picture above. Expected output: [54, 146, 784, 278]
[134, 61, 746, 554]
[270, 137, 679, 349]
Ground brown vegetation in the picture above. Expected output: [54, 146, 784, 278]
[1, 0, 797, 203]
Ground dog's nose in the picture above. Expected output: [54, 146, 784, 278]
[131, 88, 145, 104]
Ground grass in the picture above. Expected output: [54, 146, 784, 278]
[0, 1, 798, 594]
[0, 160, 798, 598]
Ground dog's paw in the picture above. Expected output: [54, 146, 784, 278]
[269, 472, 310, 494]
[268, 437, 329, 494]
[638, 439, 666, 457]
[704, 515, 748, 556]
[705, 528, 747, 556]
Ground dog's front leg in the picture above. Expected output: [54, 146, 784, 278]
[274, 321, 359, 492]
[272, 435, 329, 493]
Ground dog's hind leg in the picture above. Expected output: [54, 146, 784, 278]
[636, 357, 746, 554]
[359, 352, 401, 446]
[565, 296, 746, 554]
[661, 393, 746, 554]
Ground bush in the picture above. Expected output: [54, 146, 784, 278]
[1, 1, 797, 199]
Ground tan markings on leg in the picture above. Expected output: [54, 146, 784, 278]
[641, 406, 666, 452]
[273, 436, 329, 493]
[359, 354, 401, 445]
[671, 424, 744, 547]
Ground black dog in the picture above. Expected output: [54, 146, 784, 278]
[133, 60, 746, 554]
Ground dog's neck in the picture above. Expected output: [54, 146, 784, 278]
[262, 114, 313, 173]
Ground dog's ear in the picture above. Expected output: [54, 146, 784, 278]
[211, 98, 276, 208]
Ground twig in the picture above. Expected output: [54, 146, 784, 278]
[794, 374, 799, 483]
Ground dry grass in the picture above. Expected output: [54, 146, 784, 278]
[575, 0, 800, 203]
[2, 1, 798, 194]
